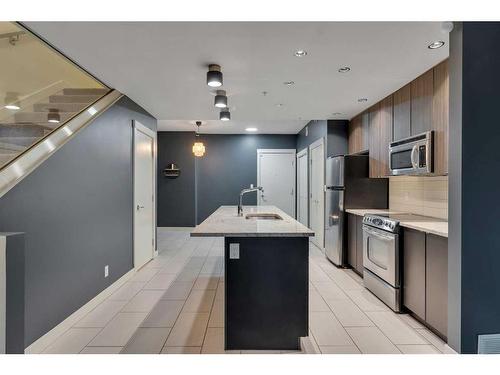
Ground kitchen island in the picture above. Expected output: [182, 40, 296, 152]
[191, 206, 314, 350]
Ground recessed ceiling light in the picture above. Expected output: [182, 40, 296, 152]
[283, 81, 295, 86]
[4, 104, 20, 110]
[207, 64, 223, 87]
[294, 50, 307, 57]
[276, 103, 284, 107]
[332, 112, 342, 116]
[358, 98, 368, 102]
[338, 67, 351, 73]
[220, 109, 231, 121]
[245, 127, 258, 132]
[428, 41, 445, 49]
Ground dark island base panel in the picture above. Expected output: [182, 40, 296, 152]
[224, 236, 309, 350]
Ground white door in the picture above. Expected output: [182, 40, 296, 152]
[134, 121, 156, 270]
[309, 139, 325, 250]
[257, 149, 296, 217]
[296, 148, 308, 226]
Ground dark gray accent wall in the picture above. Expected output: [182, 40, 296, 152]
[0, 96, 156, 347]
[296, 120, 348, 157]
[156, 133, 297, 226]
[449, 22, 500, 354]
[157, 132, 196, 226]
[195, 134, 297, 224]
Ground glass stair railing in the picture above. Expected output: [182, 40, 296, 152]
[0, 22, 111, 169]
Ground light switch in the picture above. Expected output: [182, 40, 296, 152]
[229, 243, 240, 259]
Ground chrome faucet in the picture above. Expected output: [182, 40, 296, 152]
[238, 184, 264, 216]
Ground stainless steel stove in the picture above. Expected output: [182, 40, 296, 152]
[362, 214, 402, 312]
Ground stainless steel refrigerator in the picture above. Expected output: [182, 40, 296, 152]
[324, 155, 388, 266]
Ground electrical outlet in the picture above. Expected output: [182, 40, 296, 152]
[104, 265, 109, 278]
[229, 243, 240, 259]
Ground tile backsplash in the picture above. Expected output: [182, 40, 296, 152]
[389, 176, 448, 220]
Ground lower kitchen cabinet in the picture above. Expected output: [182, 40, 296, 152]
[402, 228, 448, 339]
[346, 213, 364, 275]
[403, 229, 426, 320]
[426, 234, 448, 338]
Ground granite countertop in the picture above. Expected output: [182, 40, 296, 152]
[191, 205, 315, 237]
[345, 208, 448, 238]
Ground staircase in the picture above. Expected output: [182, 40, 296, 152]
[0, 88, 109, 168]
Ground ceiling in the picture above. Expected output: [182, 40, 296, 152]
[25, 22, 449, 134]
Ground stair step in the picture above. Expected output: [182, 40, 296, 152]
[62, 88, 108, 96]
[0, 136, 40, 148]
[49, 94, 101, 104]
[33, 102, 90, 113]
[0, 141, 28, 152]
[14, 112, 74, 124]
[0, 124, 51, 137]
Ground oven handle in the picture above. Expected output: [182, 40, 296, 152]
[411, 145, 418, 169]
[363, 226, 396, 241]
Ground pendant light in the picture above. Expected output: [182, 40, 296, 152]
[47, 108, 61, 123]
[220, 108, 231, 121]
[192, 121, 206, 157]
[214, 90, 228, 108]
[207, 64, 223, 87]
[4, 92, 20, 110]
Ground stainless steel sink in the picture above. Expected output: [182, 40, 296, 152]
[245, 213, 283, 220]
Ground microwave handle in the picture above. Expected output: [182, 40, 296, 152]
[410, 145, 418, 168]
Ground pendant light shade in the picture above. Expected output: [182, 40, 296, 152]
[207, 64, 223, 87]
[220, 109, 231, 121]
[192, 121, 206, 157]
[4, 92, 20, 110]
[214, 90, 228, 108]
[47, 109, 61, 123]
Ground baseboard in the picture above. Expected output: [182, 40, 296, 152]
[158, 227, 195, 231]
[24, 268, 135, 354]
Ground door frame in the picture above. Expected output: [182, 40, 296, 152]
[309, 137, 325, 250]
[133, 120, 157, 270]
[296, 147, 308, 226]
[256, 148, 296, 217]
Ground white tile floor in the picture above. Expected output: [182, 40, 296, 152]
[42, 228, 447, 354]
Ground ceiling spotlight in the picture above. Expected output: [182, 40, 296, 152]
[4, 92, 20, 110]
[332, 112, 342, 116]
[338, 67, 351, 73]
[220, 109, 231, 121]
[207, 64, 223, 87]
[428, 41, 445, 49]
[276, 103, 284, 107]
[294, 50, 307, 57]
[245, 127, 258, 132]
[47, 109, 61, 123]
[214, 90, 228, 108]
[357, 98, 368, 102]
[283, 81, 295, 86]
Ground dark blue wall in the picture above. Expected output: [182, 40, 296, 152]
[296, 120, 348, 157]
[0, 96, 156, 347]
[449, 22, 500, 354]
[156, 133, 297, 226]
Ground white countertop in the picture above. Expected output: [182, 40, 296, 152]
[191, 206, 315, 237]
[345, 208, 448, 238]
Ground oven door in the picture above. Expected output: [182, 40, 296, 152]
[362, 225, 399, 287]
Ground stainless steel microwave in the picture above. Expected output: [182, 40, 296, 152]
[389, 131, 433, 175]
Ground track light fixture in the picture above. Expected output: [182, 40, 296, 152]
[214, 90, 228, 108]
[220, 109, 231, 121]
[47, 108, 61, 123]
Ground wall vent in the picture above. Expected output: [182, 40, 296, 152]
[478, 333, 500, 354]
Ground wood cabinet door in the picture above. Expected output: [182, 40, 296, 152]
[432, 60, 449, 175]
[378, 95, 393, 177]
[355, 216, 364, 275]
[403, 228, 426, 320]
[411, 69, 434, 136]
[393, 84, 411, 141]
[361, 111, 370, 152]
[368, 103, 381, 178]
[426, 234, 448, 338]
[347, 214, 357, 269]
[348, 115, 362, 154]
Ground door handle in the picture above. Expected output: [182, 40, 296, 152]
[410, 145, 418, 169]
[137, 205, 145, 210]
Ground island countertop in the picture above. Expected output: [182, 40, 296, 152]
[191, 205, 315, 237]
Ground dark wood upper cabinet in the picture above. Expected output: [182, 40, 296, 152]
[368, 103, 381, 178]
[378, 95, 393, 177]
[403, 229, 426, 320]
[361, 111, 370, 152]
[392, 84, 411, 141]
[348, 115, 362, 154]
[432, 60, 449, 175]
[426, 234, 448, 339]
[411, 69, 434, 136]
